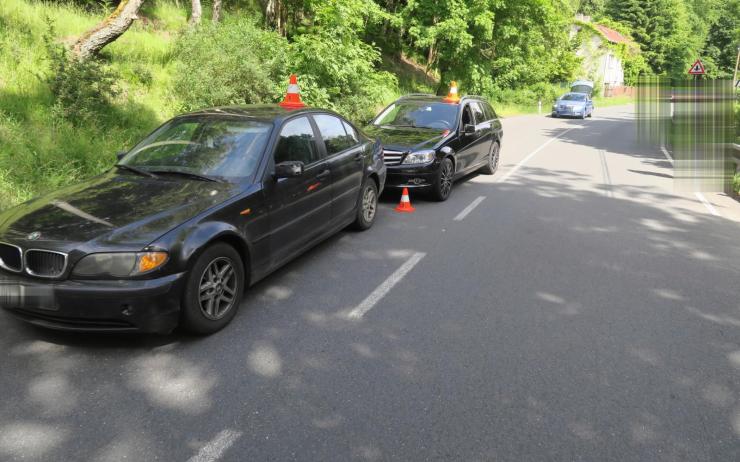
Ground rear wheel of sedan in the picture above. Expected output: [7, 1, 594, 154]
[479, 141, 500, 175]
[431, 157, 454, 202]
[353, 180, 378, 230]
[180, 243, 245, 334]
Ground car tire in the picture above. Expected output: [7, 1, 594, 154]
[431, 157, 454, 202]
[352, 180, 378, 231]
[180, 242, 245, 335]
[479, 141, 500, 175]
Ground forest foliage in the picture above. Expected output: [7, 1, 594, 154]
[0, 0, 737, 209]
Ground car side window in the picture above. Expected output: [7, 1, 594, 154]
[470, 102, 487, 124]
[314, 114, 356, 156]
[275, 117, 321, 165]
[483, 102, 498, 120]
[342, 120, 359, 144]
[461, 104, 474, 127]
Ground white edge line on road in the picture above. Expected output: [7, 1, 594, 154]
[660, 145, 674, 164]
[694, 192, 721, 217]
[346, 252, 426, 320]
[497, 127, 574, 183]
[188, 429, 243, 462]
[454, 196, 486, 221]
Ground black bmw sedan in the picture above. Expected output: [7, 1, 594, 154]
[0, 106, 385, 334]
[365, 94, 503, 201]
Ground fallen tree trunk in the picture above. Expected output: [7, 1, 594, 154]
[73, 0, 146, 60]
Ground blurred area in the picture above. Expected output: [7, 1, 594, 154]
[637, 77, 737, 193]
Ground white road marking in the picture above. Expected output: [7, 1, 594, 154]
[454, 196, 486, 221]
[598, 149, 613, 198]
[345, 252, 426, 320]
[497, 127, 574, 183]
[660, 145, 674, 164]
[187, 429, 242, 462]
[694, 192, 721, 217]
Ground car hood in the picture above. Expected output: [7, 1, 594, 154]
[0, 171, 239, 249]
[363, 125, 449, 152]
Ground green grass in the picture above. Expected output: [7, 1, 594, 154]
[0, 0, 186, 210]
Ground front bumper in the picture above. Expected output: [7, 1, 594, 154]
[0, 271, 187, 333]
[384, 162, 439, 189]
[553, 107, 585, 117]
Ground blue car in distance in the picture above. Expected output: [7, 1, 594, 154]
[551, 92, 594, 119]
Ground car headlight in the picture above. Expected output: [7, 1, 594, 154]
[402, 150, 436, 165]
[72, 252, 168, 278]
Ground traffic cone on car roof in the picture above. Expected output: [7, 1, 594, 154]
[443, 81, 460, 103]
[279, 74, 306, 109]
[395, 188, 415, 213]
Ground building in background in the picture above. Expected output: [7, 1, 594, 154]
[571, 15, 634, 96]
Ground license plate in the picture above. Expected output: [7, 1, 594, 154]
[0, 283, 57, 311]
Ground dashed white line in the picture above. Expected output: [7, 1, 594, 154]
[497, 127, 574, 183]
[660, 145, 674, 164]
[454, 196, 486, 221]
[345, 252, 426, 320]
[598, 149, 613, 198]
[187, 429, 242, 462]
[694, 192, 721, 217]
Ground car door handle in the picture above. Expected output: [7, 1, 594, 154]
[354, 152, 363, 162]
[316, 169, 330, 180]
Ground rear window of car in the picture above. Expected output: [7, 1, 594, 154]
[482, 101, 497, 120]
[562, 94, 586, 101]
[314, 114, 358, 155]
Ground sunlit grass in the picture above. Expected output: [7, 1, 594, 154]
[0, 0, 185, 210]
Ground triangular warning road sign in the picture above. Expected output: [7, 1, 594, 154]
[688, 59, 706, 75]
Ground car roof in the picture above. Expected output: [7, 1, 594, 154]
[179, 105, 342, 124]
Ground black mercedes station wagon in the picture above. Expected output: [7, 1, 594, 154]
[0, 106, 385, 334]
[365, 94, 503, 201]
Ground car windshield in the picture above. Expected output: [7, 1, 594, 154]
[120, 116, 272, 181]
[561, 94, 587, 101]
[373, 101, 458, 130]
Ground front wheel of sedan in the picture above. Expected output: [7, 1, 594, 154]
[479, 142, 500, 175]
[180, 243, 245, 335]
[431, 157, 454, 202]
[353, 180, 378, 231]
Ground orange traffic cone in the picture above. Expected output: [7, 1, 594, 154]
[395, 188, 415, 213]
[442, 81, 460, 103]
[279, 74, 306, 109]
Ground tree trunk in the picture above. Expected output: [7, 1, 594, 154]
[72, 0, 145, 60]
[189, 0, 202, 27]
[263, 0, 281, 32]
[212, 0, 222, 23]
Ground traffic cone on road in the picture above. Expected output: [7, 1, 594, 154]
[395, 188, 415, 213]
[279, 74, 306, 109]
[443, 81, 460, 103]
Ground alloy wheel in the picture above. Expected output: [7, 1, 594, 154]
[198, 257, 238, 320]
[362, 185, 377, 223]
[440, 160, 453, 198]
[489, 144, 500, 171]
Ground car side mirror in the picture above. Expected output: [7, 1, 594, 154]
[116, 151, 127, 161]
[463, 124, 476, 135]
[274, 161, 304, 178]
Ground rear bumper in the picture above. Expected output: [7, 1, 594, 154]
[0, 272, 187, 333]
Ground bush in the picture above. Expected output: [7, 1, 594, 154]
[45, 28, 119, 124]
[173, 18, 290, 112]
[290, 30, 397, 121]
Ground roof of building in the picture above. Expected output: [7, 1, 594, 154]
[594, 24, 629, 44]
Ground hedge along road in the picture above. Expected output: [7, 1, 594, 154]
[1, 104, 739, 462]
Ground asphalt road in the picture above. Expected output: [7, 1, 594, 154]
[1, 105, 739, 462]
